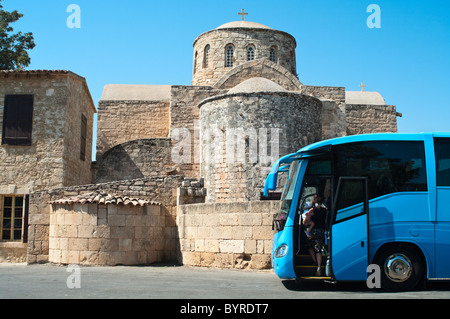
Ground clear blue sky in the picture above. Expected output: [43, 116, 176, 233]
[4, 0, 450, 159]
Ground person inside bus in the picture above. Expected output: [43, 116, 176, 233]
[306, 194, 327, 276]
[302, 202, 315, 237]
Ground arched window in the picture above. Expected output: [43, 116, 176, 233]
[194, 51, 198, 74]
[247, 45, 255, 61]
[203, 45, 210, 68]
[290, 50, 296, 73]
[270, 47, 277, 63]
[225, 44, 234, 67]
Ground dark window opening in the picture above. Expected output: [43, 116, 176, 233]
[2, 95, 34, 146]
[80, 114, 87, 161]
[435, 138, 450, 187]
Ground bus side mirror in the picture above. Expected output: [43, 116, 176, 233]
[263, 153, 296, 197]
[264, 172, 279, 197]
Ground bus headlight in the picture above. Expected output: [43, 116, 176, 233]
[275, 244, 288, 258]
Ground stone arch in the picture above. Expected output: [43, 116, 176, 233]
[213, 60, 302, 91]
[94, 138, 176, 183]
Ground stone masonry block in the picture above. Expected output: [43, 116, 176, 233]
[252, 226, 273, 240]
[244, 239, 257, 254]
[219, 240, 244, 254]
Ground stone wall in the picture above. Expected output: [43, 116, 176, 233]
[63, 75, 96, 186]
[300, 85, 347, 140]
[199, 92, 322, 202]
[345, 104, 399, 135]
[177, 201, 279, 269]
[49, 202, 166, 265]
[96, 100, 170, 158]
[94, 138, 176, 183]
[214, 60, 302, 91]
[321, 100, 347, 139]
[192, 27, 297, 86]
[300, 85, 346, 104]
[0, 242, 27, 263]
[169, 86, 224, 178]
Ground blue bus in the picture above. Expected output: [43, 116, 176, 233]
[265, 133, 450, 291]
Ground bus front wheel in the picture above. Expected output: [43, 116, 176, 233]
[374, 244, 424, 291]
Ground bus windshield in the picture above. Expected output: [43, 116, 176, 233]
[274, 160, 302, 230]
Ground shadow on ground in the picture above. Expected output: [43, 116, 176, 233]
[282, 279, 450, 294]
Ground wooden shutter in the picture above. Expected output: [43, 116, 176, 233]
[80, 114, 87, 161]
[22, 195, 29, 243]
[2, 95, 34, 146]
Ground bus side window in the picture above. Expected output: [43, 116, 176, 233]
[435, 138, 450, 186]
[335, 179, 366, 222]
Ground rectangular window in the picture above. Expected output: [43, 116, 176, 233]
[435, 138, 450, 187]
[335, 178, 367, 222]
[335, 141, 427, 200]
[80, 114, 87, 161]
[2, 95, 34, 146]
[1, 196, 24, 241]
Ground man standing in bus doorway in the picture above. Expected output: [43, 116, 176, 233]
[306, 195, 327, 276]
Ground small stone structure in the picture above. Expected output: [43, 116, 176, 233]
[27, 176, 210, 265]
[49, 193, 164, 266]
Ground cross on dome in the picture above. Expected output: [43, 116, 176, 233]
[238, 9, 248, 21]
[359, 82, 367, 92]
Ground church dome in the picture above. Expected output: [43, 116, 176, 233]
[345, 91, 386, 105]
[192, 16, 297, 87]
[228, 77, 287, 94]
[216, 21, 272, 30]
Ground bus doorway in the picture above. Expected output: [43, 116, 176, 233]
[294, 170, 333, 280]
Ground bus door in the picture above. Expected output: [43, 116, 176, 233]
[331, 177, 369, 281]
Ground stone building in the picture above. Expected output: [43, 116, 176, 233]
[1, 16, 401, 268]
[0, 70, 96, 262]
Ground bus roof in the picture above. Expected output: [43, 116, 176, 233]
[298, 132, 450, 154]
[264, 132, 450, 197]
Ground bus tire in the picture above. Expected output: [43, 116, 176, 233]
[374, 244, 424, 292]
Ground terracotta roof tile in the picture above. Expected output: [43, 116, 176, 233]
[50, 192, 160, 207]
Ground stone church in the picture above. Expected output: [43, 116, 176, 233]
[0, 15, 401, 268]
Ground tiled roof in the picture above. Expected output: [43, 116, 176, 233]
[49, 192, 160, 207]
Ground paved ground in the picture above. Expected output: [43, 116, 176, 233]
[1, 263, 450, 299]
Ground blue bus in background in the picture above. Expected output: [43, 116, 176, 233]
[265, 133, 450, 291]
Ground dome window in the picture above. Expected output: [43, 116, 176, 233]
[247, 45, 255, 61]
[194, 51, 198, 74]
[226, 44, 234, 67]
[270, 47, 277, 63]
[203, 45, 210, 68]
